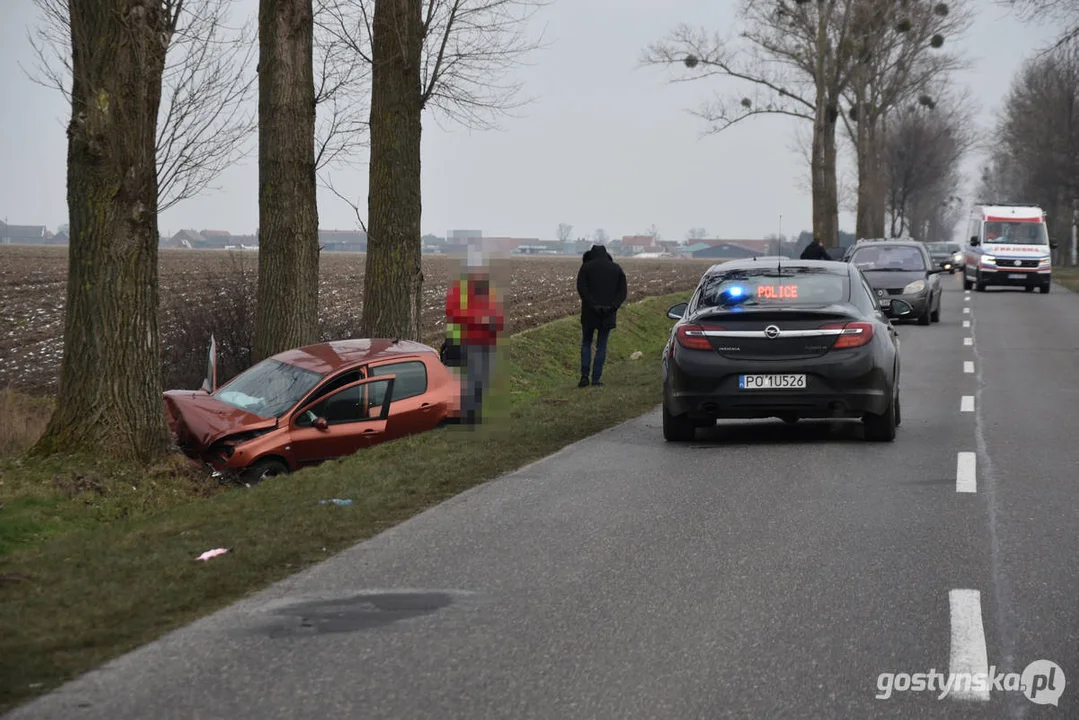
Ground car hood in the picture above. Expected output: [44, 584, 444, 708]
[859, 269, 927, 291]
[163, 389, 278, 449]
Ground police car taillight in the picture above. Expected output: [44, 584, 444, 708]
[675, 324, 716, 351]
[820, 321, 874, 349]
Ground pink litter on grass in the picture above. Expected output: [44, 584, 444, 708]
[196, 548, 230, 561]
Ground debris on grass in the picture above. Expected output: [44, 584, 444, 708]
[319, 498, 353, 506]
[195, 548, 230, 561]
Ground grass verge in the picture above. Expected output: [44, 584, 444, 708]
[0, 291, 688, 713]
[1053, 267, 1079, 293]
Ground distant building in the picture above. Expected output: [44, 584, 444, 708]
[318, 229, 366, 252]
[0, 222, 47, 244]
[686, 242, 761, 260]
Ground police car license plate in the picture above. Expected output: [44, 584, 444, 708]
[740, 374, 806, 390]
[1008, 274, 1026, 279]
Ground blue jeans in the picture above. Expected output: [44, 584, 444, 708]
[581, 326, 611, 382]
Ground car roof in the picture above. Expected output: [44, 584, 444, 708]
[271, 339, 436, 374]
[706, 258, 852, 275]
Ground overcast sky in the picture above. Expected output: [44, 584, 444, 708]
[0, 0, 1059, 242]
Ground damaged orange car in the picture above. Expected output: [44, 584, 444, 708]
[164, 339, 461, 483]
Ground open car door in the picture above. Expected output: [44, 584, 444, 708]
[288, 375, 397, 467]
[200, 334, 217, 394]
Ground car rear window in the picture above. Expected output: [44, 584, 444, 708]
[850, 245, 927, 271]
[697, 267, 850, 307]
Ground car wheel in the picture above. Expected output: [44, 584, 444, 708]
[930, 298, 940, 323]
[239, 458, 289, 485]
[1025, 285, 1035, 293]
[863, 387, 897, 442]
[917, 305, 931, 325]
[662, 403, 695, 442]
[894, 389, 901, 427]
[1040, 284, 1051, 294]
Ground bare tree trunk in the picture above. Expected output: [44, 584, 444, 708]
[812, 96, 841, 247]
[857, 118, 888, 239]
[253, 0, 320, 363]
[32, 0, 171, 463]
[361, 0, 424, 340]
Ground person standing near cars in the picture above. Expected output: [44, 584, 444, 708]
[445, 251, 504, 425]
[576, 244, 627, 388]
[800, 237, 833, 260]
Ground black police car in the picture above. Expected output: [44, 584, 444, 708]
[661, 258, 912, 442]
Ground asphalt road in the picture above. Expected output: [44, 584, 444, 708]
[8, 272, 1079, 719]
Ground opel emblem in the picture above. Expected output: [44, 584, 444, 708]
[764, 325, 781, 339]
[877, 289, 885, 297]
[1014, 260, 1022, 267]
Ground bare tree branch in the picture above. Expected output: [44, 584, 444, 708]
[318, 0, 550, 132]
[319, 174, 369, 235]
[25, 0, 257, 212]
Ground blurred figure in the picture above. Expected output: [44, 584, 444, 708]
[445, 248, 504, 425]
[800, 237, 832, 260]
[576, 244, 627, 388]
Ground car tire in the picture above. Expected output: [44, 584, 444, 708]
[1040, 284, 1051, 294]
[239, 457, 289, 484]
[662, 403, 696, 442]
[917, 305, 931, 325]
[863, 387, 897, 442]
[930, 298, 940, 323]
[1025, 285, 1035, 293]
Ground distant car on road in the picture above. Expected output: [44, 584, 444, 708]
[661, 258, 912, 442]
[925, 242, 963, 273]
[164, 339, 461, 483]
[845, 238, 945, 325]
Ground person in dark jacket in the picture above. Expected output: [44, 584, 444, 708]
[576, 244, 628, 387]
[800, 237, 833, 260]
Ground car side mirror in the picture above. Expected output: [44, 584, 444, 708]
[969, 236, 979, 246]
[885, 299, 913, 318]
[314, 417, 328, 431]
[667, 302, 688, 320]
[1050, 242, 1059, 250]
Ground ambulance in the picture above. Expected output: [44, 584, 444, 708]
[963, 203, 1057, 293]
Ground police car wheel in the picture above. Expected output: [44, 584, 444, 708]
[1025, 285, 1035, 293]
[1040, 284, 1051, 294]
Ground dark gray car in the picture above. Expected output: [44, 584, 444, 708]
[925, 242, 963, 274]
[845, 240, 945, 326]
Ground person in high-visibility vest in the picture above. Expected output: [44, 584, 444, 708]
[445, 260, 504, 425]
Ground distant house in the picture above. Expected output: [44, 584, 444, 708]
[319, 229, 366, 252]
[45, 231, 69, 245]
[198, 230, 232, 249]
[620, 235, 657, 254]
[0, 223, 47, 244]
[687, 242, 760, 260]
[166, 229, 204, 249]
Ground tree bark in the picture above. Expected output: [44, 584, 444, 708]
[812, 96, 841, 248]
[253, 0, 320, 363]
[32, 0, 172, 463]
[361, 0, 424, 341]
[856, 116, 887, 239]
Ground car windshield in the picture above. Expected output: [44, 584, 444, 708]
[850, 245, 927, 272]
[697, 266, 850, 308]
[945, 243, 961, 252]
[983, 220, 1049, 245]
[925, 243, 950, 253]
[214, 359, 325, 418]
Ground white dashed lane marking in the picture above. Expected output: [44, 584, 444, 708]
[964, 338, 973, 346]
[956, 452, 977, 493]
[948, 589, 990, 700]
[961, 395, 974, 412]
[964, 361, 974, 373]
[963, 320, 970, 328]
[963, 307, 970, 314]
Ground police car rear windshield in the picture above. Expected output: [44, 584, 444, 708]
[697, 267, 849, 307]
[984, 221, 1049, 245]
